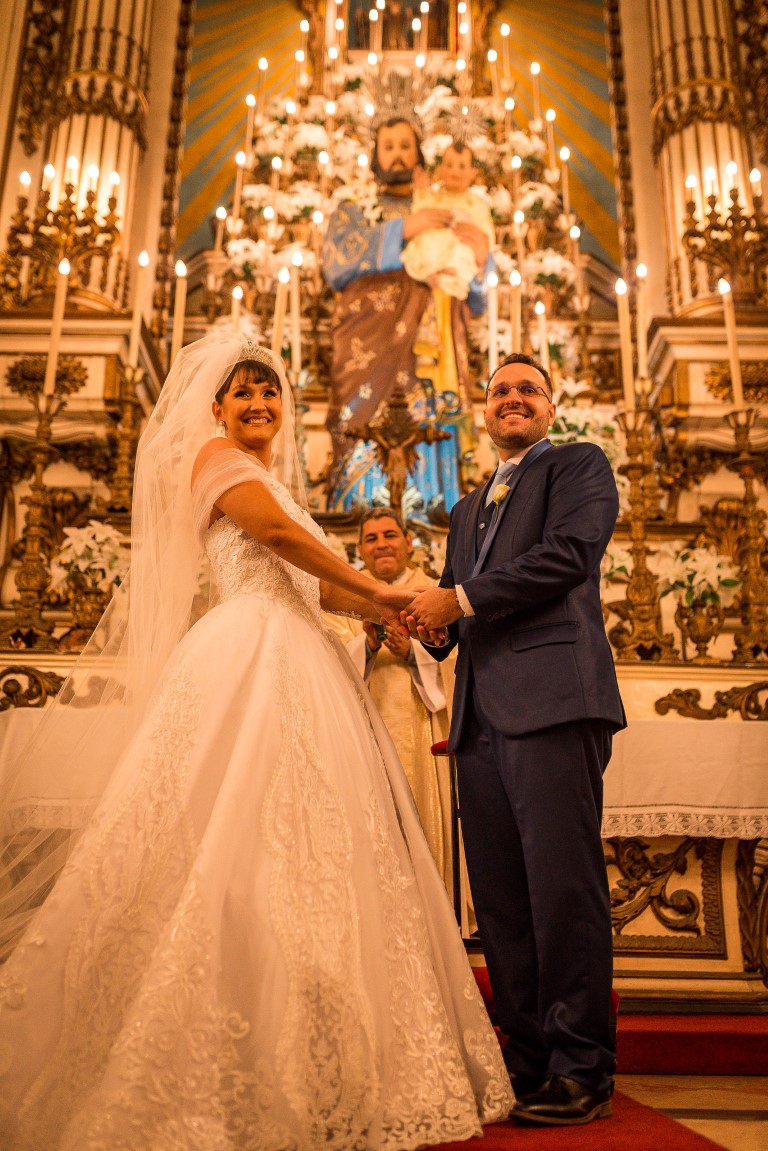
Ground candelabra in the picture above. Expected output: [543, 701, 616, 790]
[608, 408, 678, 662]
[725, 408, 768, 662]
[681, 187, 768, 302]
[1, 178, 121, 309]
[107, 364, 144, 514]
[0, 356, 87, 650]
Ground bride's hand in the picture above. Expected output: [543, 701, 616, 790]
[372, 586, 415, 628]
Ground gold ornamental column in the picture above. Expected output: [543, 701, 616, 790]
[648, 0, 756, 314]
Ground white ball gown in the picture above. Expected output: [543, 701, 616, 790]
[0, 458, 513, 1150]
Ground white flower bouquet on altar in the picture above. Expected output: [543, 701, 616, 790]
[649, 544, 741, 607]
[601, 543, 633, 585]
[516, 180, 559, 216]
[524, 247, 577, 288]
[50, 520, 129, 595]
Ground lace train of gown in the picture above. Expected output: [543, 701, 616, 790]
[0, 466, 513, 1150]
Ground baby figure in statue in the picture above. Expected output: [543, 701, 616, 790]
[401, 140, 496, 300]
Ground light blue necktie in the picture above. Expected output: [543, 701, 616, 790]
[485, 460, 516, 507]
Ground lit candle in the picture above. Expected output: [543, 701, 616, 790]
[500, 23, 511, 83]
[233, 150, 246, 222]
[256, 57, 268, 116]
[530, 62, 541, 121]
[231, 285, 243, 332]
[325, 99, 336, 137]
[244, 92, 256, 154]
[214, 205, 227, 251]
[750, 167, 762, 199]
[318, 150, 330, 196]
[170, 260, 187, 367]
[726, 160, 738, 192]
[545, 108, 556, 169]
[685, 172, 699, 216]
[87, 162, 99, 193]
[271, 266, 290, 357]
[510, 154, 521, 201]
[312, 208, 324, 270]
[294, 49, 305, 93]
[128, 250, 150, 368]
[559, 146, 570, 215]
[504, 96, 515, 135]
[271, 155, 282, 193]
[488, 50, 500, 101]
[635, 263, 649, 380]
[513, 208, 525, 268]
[299, 18, 309, 58]
[510, 269, 522, 353]
[534, 300, 550, 374]
[420, 1, 429, 53]
[369, 8, 381, 53]
[718, 278, 744, 409]
[42, 163, 55, 197]
[43, 258, 70, 396]
[487, 271, 499, 377]
[290, 251, 303, 374]
[615, 278, 635, 410]
[704, 165, 718, 202]
[19, 169, 31, 199]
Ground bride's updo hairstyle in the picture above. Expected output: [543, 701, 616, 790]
[215, 358, 282, 404]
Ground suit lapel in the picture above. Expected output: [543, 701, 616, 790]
[463, 478, 493, 570]
[471, 439, 553, 578]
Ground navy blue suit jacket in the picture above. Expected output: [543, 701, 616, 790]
[427, 440, 626, 749]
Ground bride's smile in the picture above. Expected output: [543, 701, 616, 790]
[212, 368, 283, 462]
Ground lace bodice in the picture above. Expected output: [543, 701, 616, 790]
[204, 468, 325, 625]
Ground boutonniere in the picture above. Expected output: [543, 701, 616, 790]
[492, 483, 511, 508]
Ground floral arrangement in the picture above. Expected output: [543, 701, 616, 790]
[50, 520, 129, 595]
[649, 543, 740, 606]
[601, 543, 633, 584]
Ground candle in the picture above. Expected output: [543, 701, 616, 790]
[487, 271, 499, 378]
[170, 260, 187, 367]
[534, 300, 550, 373]
[231, 285, 243, 332]
[290, 252, 303, 374]
[530, 62, 541, 121]
[510, 154, 521, 201]
[420, 1, 429, 52]
[718, 278, 744, 409]
[271, 266, 290, 357]
[299, 18, 309, 58]
[128, 250, 150, 368]
[500, 23, 511, 82]
[87, 162, 99, 194]
[271, 155, 282, 193]
[318, 150, 330, 196]
[513, 209, 525, 268]
[325, 99, 336, 138]
[704, 165, 718, 202]
[545, 109, 556, 169]
[726, 160, 738, 192]
[559, 146, 570, 215]
[504, 96, 515, 135]
[214, 205, 227, 251]
[488, 50, 500, 101]
[369, 8, 380, 53]
[510, 269, 522, 353]
[635, 263, 649, 380]
[684, 172, 699, 216]
[750, 168, 762, 198]
[294, 49, 305, 94]
[43, 258, 70, 396]
[233, 150, 246, 222]
[615, 278, 635, 410]
[256, 57, 268, 116]
[19, 169, 31, 199]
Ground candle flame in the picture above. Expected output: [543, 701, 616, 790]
[487, 272, 499, 288]
[559, 146, 570, 162]
[718, 278, 731, 295]
[246, 93, 256, 107]
[505, 97, 515, 111]
[19, 170, 31, 186]
[500, 22, 510, 36]
[258, 57, 268, 71]
[232, 286, 244, 300]
[685, 173, 697, 188]
[175, 260, 187, 278]
[615, 278, 627, 295]
[488, 49, 497, 62]
[513, 209, 525, 224]
[236, 151, 246, 167]
[138, 250, 150, 267]
[534, 300, 545, 315]
[510, 270, 522, 286]
[636, 263, 648, 279]
[291, 251, 304, 267]
[58, 258, 71, 276]
[530, 62, 540, 76]
[312, 209, 324, 224]
[569, 225, 580, 240]
[278, 266, 290, 284]
[545, 108, 556, 122]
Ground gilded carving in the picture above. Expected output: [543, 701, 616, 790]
[0, 665, 65, 710]
[6, 356, 88, 402]
[16, 0, 71, 156]
[735, 839, 767, 978]
[655, 682, 768, 720]
[695, 498, 746, 565]
[606, 836, 725, 956]
[604, 0, 637, 274]
[705, 362, 768, 408]
[733, 2, 768, 166]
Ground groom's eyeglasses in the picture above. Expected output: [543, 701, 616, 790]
[487, 381, 551, 401]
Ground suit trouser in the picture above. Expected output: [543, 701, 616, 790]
[456, 684, 616, 1091]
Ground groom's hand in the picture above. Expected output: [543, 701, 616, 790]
[401, 587, 463, 632]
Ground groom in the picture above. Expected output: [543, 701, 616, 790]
[402, 353, 625, 1126]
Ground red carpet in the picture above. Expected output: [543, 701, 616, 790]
[430, 1090, 727, 1150]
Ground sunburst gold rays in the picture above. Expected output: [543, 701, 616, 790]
[177, 0, 298, 255]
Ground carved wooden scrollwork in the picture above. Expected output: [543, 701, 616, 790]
[606, 836, 725, 955]
[0, 665, 65, 710]
[655, 683, 768, 721]
[735, 838, 768, 979]
[705, 362, 768, 408]
[16, 0, 71, 156]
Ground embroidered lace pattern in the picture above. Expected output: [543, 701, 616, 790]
[262, 636, 380, 1149]
[601, 811, 768, 838]
[205, 469, 326, 632]
[365, 785, 514, 1143]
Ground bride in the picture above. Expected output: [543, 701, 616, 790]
[0, 332, 513, 1150]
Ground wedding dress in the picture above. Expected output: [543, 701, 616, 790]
[0, 453, 513, 1150]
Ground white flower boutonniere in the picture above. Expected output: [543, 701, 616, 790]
[492, 483, 511, 508]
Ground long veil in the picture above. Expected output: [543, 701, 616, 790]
[0, 331, 305, 959]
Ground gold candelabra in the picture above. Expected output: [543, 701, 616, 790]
[107, 364, 144, 514]
[1, 178, 121, 309]
[725, 408, 768, 662]
[608, 407, 678, 662]
[682, 186, 767, 301]
[0, 356, 87, 650]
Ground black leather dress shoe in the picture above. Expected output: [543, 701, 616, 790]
[511, 1073, 613, 1126]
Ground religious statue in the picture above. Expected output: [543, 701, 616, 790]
[322, 98, 493, 509]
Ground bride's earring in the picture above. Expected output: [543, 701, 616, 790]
[217, 420, 227, 437]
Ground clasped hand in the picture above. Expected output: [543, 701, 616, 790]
[371, 586, 450, 647]
[399, 587, 464, 645]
